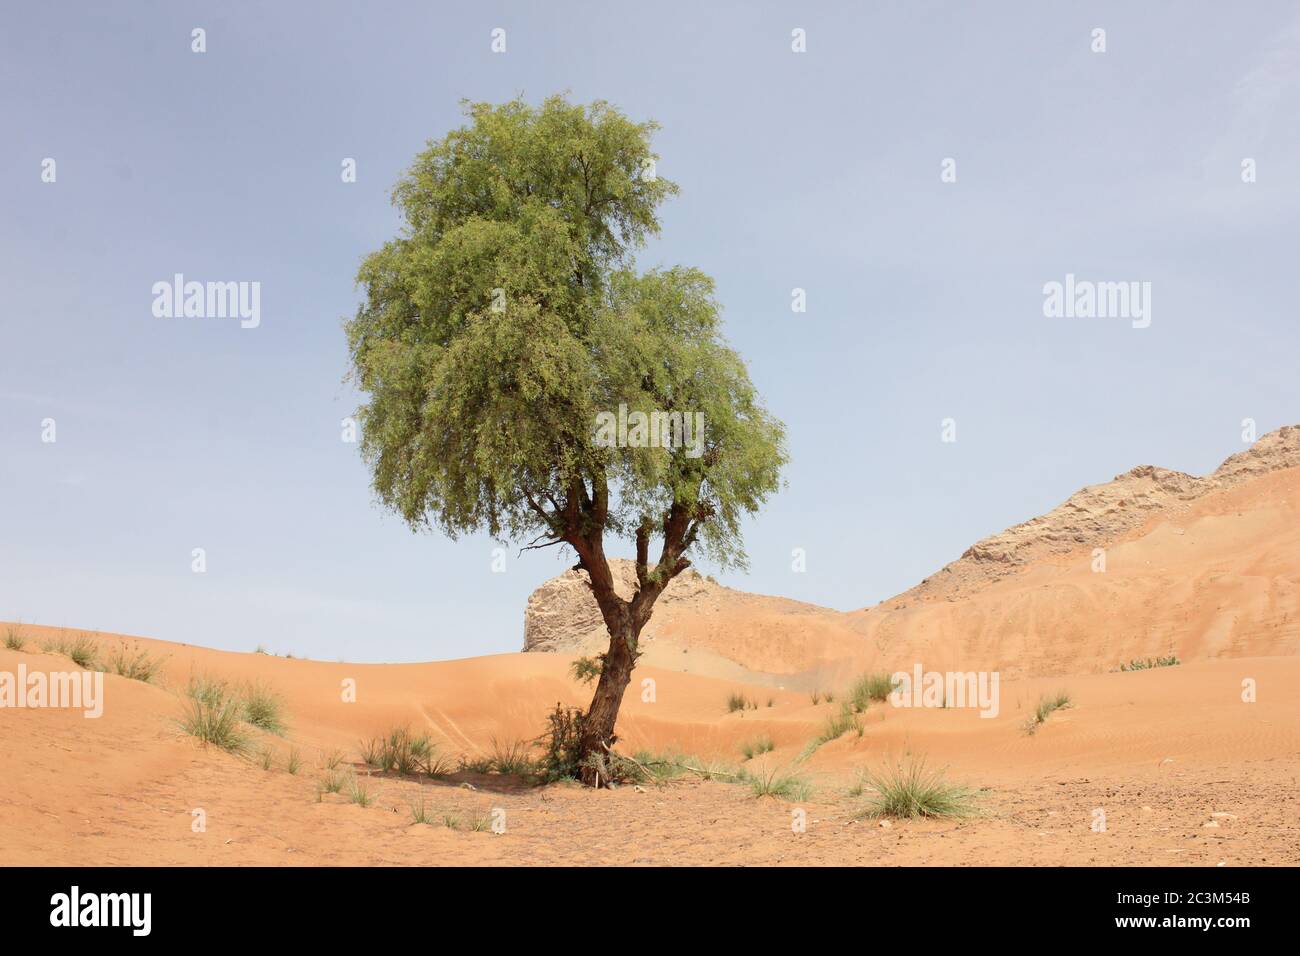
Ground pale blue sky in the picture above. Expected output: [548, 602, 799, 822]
[2, 1, 1298, 661]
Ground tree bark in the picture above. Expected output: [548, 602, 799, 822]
[563, 482, 700, 785]
[577, 617, 641, 786]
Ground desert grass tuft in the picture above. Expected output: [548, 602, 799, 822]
[321, 748, 345, 770]
[409, 796, 435, 825]
[286, 747, 302, 775]
[361, 726, 449, 777]
[855, 757, 979, 819]
[108, 645, 165, 684]
[848, 671, 897, 712]
[726, 690, 757, 713]
[344, 774, 372, 807]
[1024, 690, 1072, 734]
[744, 765, 813, 801]
[490, 737, 534, 776]
[393, 728, 428, 775]
[740, 736, 775, 760]
[458, 754, 495, 774]
[318, 769, 346, 795]
[821, 703, 861, 743]
[42, 632, 100, 669]
[179, 693, 250, 755]
[241, 681, 286, 735]
[798, 702, 864, 760]
[185, 674, 230, 707]
[4, 625, 25, 651]
[258, 746, 275, 771]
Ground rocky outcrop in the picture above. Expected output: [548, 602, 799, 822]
[888, 425, 1300, 606]
[522, 559, 717, 653]
[1210, 424, 1300, 486]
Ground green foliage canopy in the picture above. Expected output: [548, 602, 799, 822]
[346, 94, 786, 578]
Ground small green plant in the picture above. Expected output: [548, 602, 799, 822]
[441, 814, 461, 829]
[345, 775, 372, 807]
[253, 644, 268, 654]
[59, 633, 99, 669]
[360, 726, 447, 776]
[745, 766, 813, 801]
[258, 746, 275, 771]
[458, 754, 495, 774]
[322, 749, 345, 770]
[846, 772, 867, 798]
[740, 736, 775, 760]
[809, 690, 822, 705]
[1035, 691, 1071, 723]
[799, 703, 863, 759]
[4, 625, 25, 651]
[469, 814, 494, 832]
[185, 674, 230, 708]
[855, 757, 978, 819]
[241, 682, 286, 735]
[848, 672, 897, 712]
[726, 691, 757, 713]
[409, 797, 435, 825]
[820, 703, 860, 742]
[286, 747, 302, 775]
[318, 770, 346, 795]
[1023, 691, 1072, 735]
[536, 704, 586, 782]
[490, 737, 534, 776]
[179, 694, 250, 755]
[393, 729, 428, 775]
[569, 655, 604, 685]
[1115, 656, 1180, 672]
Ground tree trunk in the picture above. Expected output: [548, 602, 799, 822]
[577, 619, 641, 786]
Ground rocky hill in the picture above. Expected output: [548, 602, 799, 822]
[521, 426, 1300, 678]
[523, 560, 717, 654]
[887, 425, 1300, 607]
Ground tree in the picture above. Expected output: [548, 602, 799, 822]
[345, 95, 787, 784]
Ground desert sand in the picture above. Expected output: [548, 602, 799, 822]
[2, 429, 1298, 866]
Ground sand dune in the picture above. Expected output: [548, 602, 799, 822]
[1, 627, 1296, 865]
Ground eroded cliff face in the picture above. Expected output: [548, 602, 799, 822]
[885, 425, 1300, 608]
